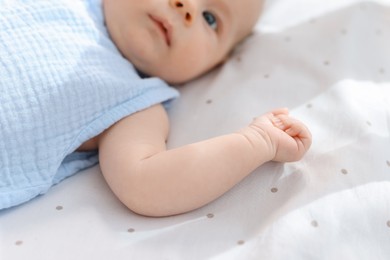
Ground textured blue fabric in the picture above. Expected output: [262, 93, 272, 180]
[0, 0, 179, 209]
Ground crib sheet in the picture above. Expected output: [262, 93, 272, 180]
[1, 0, 390, 259]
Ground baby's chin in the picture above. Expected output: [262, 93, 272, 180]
[139, 62, 225, 85]
[136, 67, 199, 86]
[160, 73, 206, 86]
[132, 54, 227, 85]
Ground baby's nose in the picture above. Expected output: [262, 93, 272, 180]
[169, 0, 196, 26]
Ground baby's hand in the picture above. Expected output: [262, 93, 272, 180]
[249, 108, 312, 162]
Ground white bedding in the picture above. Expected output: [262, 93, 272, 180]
[1, 0, 390, 259]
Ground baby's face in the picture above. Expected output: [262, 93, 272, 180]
[103, 0, 262, 84]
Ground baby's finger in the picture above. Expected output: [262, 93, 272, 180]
[291, 123, 312, 152]
[271, 116, 287, 130]
[281, 117, 312, 149]
[276, 115, 310, 137]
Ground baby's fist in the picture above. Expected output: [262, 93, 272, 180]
[250, 108, 312, 162]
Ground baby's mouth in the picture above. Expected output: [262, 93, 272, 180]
[149, 14, 172, 47]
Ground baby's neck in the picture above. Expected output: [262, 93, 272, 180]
[136, 69, 151, 79]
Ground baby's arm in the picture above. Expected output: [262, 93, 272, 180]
[98, 104, 311, 217]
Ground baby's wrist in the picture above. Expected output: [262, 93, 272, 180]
[236, 126, 276, 163]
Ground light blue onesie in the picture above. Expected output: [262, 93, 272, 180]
[0, 0, 179, 210]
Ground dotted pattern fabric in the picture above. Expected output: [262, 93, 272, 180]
[1, 0, 390, 259]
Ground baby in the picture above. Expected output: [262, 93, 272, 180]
[0, 0, 311, 216]
[96, 0, 312, 216]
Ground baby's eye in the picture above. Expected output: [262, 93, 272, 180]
[202, 11, 218, 30]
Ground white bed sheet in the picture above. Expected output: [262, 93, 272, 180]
[1, 0, 390, 259]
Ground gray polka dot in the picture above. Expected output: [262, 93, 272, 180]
[341, 169, 348, 175]
[264, 74, 270, 79]
[271, 187, 278, 193]
[207, 213, 215, 219]
[56, 205, 63, 211]
[379, 68, 385, 74]
[323, 60, 330, 66]
[206, 99, 213, 104]
[306, 103, 313, 109]
[15, 240, 23, 246]
[127, 228, 135, 233]
[311, 220, 319, 227]
[237, 240, 245, 245]
[366, 121, 372, 126]
[387, 221, 390, 228]
[386, 161, 390, 167]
